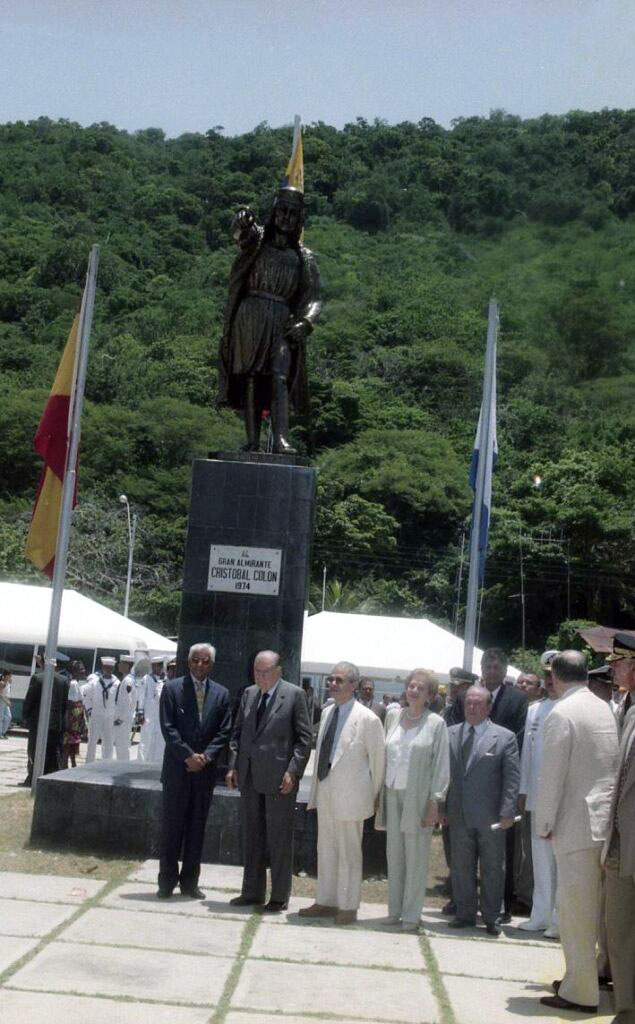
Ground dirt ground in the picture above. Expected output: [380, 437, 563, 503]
[0, 792, 139, 882]
[0, 791, 450, 903]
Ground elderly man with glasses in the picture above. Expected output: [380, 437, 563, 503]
[300, 661, 385, 925]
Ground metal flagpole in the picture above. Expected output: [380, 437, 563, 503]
[462, 297, 498, 673]
[31, 245, 100, 793]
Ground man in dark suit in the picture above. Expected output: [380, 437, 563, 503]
[481, 647, 528, 920]
[441, 685, 520, 936]
[226, 649, 312, 912]
[21, 656, 69, 785]
[157, 642, 231, 899]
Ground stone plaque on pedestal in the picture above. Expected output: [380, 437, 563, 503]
[177, 455, 316, 696]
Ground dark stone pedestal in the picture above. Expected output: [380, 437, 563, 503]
[178, 456, 316, 695]
[31, 761, 387, 875]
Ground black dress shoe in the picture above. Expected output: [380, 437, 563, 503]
[540, 995, 598, 1013]
[180, 886, 205, 899]
[229, 895, 264, 907]
[157, 888, 173, 899]
[485, 923, 501, 936]
[447, 918, 475, 929]
[441, 900, 456, 915]
[598, 975, 613, 991]
[262, 900, 288, 913]
[497, 912, 512, 924]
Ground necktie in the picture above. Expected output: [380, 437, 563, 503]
[317, 706, 340, 781]
[256, 691, 269, 729]
[194, 681, 205, 718]
[462, 725, 475, 770]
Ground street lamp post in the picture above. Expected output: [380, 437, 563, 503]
[119, 494, 137, 619]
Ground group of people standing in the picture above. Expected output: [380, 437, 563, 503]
[157, 636, 635, 1024]
[20, 651, 177, 784]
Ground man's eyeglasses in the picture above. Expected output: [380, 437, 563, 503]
[326, 674, 348, 684]
[190, 657, 211, 665]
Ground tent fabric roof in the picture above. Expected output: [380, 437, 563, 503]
[0, 582, 176, 658]
[300, 611, 519, 682]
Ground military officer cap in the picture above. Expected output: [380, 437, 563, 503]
[448, 666, 479, 683]
[540, 649, 558, 671]
[606, 632, 635, 662]
[588, 665, 612, 682]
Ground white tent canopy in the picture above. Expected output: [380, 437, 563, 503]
[0, 582, 176, 659]
[301, 611, 519, 684]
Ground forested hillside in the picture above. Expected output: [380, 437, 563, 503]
[1, 110, 634, 659]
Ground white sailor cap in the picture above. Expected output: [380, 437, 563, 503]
[101, 656, 117, 667]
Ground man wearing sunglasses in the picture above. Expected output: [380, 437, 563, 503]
[301, 661, 385, 925]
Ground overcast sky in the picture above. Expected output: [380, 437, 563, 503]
[1, 0, 633, 137]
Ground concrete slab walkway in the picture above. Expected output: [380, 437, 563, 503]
[0, 859, 618, 1024]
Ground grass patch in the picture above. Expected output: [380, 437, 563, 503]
[419, 932, 457, 1024]
[0, 791, 139, 881]
[210, 911, 262, 1024]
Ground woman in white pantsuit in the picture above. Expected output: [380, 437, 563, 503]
[377, 669, 450, 931]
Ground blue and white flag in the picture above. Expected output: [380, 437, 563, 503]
[468, 336, 497, 581]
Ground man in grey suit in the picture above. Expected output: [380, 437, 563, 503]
[441, 685, 520, 936]
[226, 650, 312, 912]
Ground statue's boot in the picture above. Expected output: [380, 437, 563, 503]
[271, 374, 297, 454]
[242, 376, 261, 452]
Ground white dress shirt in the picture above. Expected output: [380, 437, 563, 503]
[385, 719, 418, 789]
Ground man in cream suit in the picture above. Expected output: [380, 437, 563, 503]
[603, 633, 635, 1024]
[300, 661, 385, 925]
[536, 650, 618, 1015]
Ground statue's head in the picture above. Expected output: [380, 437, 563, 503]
[269, 186, 304, 244]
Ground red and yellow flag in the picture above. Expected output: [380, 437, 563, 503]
[25, 315, 80, 577]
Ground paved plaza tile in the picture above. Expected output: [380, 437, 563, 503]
[130, 858, 243, 891]
[0, 936, 41, 973]
[0, 871, 105, 903]
[0, 896, 79, 937]
[252, 919, 426, 970]
[429, 934, 565, 983]
[6, 939, 234, 1005]
[0, 990, 213, 1024]
[0, 860, 618, 1024]
[265, 896, 393, 925]
[421, 906, 560, 946]
[61, 905, 245, 956]
[444, 974, 616, 1024]
[102, 881, 253, 919]
[0, 735, 28, 793]
[232, 958, 440, 1023]
[226, 1016, 365, 1024]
